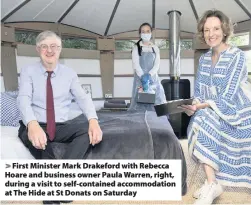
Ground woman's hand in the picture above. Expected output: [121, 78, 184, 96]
[138, 86, 143, 92]
[178, 105, 197, 116]
[178, 102, 210, 116]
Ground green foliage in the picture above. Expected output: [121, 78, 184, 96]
[229, 34, 249, 46]
[245, 50, 251, 72]
[119, 39, 192, 51]
[15, 30, 97, 50]
[181, 40, 193, 50]
[15, 30, 39, 45]
[61, 37, 96, 50]
[115, 40, 137, 51]
[155, 39, 193, 50]
[155, 39, 168, 49]
[14, 30, 250, 54]
[115, 39, 193, 51]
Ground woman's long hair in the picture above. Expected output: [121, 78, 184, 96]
[136, 22, 152, 56]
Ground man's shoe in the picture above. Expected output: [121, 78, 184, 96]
[194, 181, 223, 205]
[43, 201, 60, 205]
[43, 201, 72, 204]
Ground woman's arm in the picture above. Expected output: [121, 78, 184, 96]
[179, 102, 209, 116]
[196, 102, 209, 110]
[132, 46, 144, 77]
[193, 55, 205, 103]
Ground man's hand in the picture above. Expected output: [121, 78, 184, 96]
[178, 105, 197, 116]
[88, 119, 102, 146]
[27, 121, 47, 150]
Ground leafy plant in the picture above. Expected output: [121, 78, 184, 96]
[15, 30, 97, 50]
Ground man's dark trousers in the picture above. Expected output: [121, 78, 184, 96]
[18, 117, 91, 204]
[18, 117, 91, 159]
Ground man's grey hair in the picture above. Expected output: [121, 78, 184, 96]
[36, 30, 62, 46]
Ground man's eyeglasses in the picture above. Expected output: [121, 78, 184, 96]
[39, 44, 61, 51]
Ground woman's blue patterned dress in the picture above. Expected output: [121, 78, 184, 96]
[188, 46, 251, 188]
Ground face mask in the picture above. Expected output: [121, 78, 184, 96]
[141, 33, 152, 42]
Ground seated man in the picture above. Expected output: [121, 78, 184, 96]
[17, 30, 102, 204]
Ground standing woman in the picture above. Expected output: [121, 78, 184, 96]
[128, 22, 167, 111]
[181, 10, 251, 205]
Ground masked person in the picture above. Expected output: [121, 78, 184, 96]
[128, 22, 167, 111]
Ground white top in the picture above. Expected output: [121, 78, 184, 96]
[132, 41, 160, 77]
